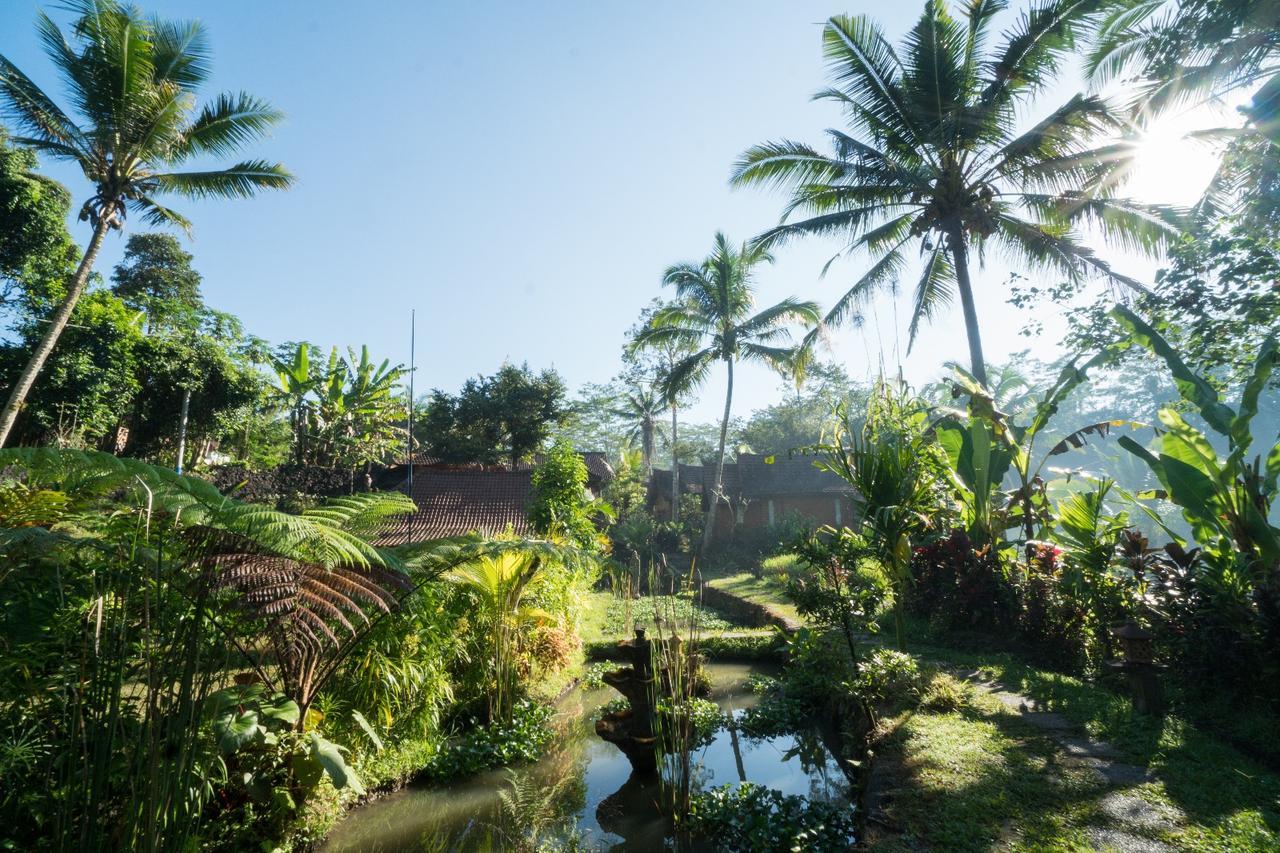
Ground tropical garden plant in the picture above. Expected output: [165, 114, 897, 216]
[1111, 305, 1279, 604]
[812, 382, 940, 647]
[0, 0, 292, 446]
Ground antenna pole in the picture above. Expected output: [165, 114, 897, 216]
[406, 309, 416, 494]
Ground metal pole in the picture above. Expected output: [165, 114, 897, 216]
[175, 388, 190, 474]
[406, 309, 415, 494]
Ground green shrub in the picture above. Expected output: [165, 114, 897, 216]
[855, 648, 922, 704]
[918, 672, 971, 713]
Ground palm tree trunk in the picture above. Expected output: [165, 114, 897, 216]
[0, 217, 111, 448]
[947, 227, 988, 386]
[641, 418, 654, 473]
[701, 358, 734, 556]
[670, 401, 679, 523]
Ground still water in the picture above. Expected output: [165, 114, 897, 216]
[322, 663, 852, 852]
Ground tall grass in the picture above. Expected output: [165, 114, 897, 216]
[646, 559, 706, 821]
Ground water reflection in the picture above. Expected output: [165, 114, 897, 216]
[322, 663, 852, 852]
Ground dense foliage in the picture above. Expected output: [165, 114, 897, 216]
[418, 363, 567, 467]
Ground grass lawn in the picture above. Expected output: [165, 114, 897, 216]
[871, 639, 1280, 851]
[578, 589, 765, 643]
[704, 572, 804, 625]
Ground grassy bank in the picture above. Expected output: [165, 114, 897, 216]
[870, 641, 1280, 851]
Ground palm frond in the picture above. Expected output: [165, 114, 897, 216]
[148, 16, 211, 88]
[821, 236, 912, 332]
[0, 52, 87, 153]
[730, 140, 848, 190]
[1017, 192, 1188, 254]
[980, 0, 1103, 107]
[176, 91, 284, 160]
[992, 212, 1149, 292]
[823, 14, 925, 152]
[907, 246, 956, 350]
[152, 160, 294, 199]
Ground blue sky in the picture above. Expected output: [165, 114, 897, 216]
[0, 1, 1224, 422]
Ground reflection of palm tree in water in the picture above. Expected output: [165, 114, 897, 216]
[726, 707, 748, 783]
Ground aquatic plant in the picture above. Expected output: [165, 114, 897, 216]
[687, 782, 857, 852]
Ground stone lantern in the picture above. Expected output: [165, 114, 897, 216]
[1108, 621, 1164, 715]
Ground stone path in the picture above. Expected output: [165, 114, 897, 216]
[953, 668, 1184, 852]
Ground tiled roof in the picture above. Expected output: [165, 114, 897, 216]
[379, 468, 533, 544]
[734, 453, 854, 497]
[647, 454, 853, 506]
[650, 463, 713, 496]
[579, 451, 615, 483]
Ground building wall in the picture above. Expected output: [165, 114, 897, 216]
[740, 494, 851, 531]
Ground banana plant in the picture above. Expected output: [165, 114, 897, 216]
[935, 352, 1149, 546]
[1111, 305, 1279, 594]
[271, 343, 319, 464]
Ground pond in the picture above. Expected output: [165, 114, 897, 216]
[321, 662, 856, 852]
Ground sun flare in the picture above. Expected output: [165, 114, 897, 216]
[1124, 107, 1232, 206]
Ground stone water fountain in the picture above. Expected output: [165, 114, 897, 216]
[595, 628, 661, 773]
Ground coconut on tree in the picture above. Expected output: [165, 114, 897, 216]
[732, 1, 1187, 385]
[0, 0, 292, 446]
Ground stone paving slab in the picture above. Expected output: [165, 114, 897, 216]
[1088, 827, 1174, 852]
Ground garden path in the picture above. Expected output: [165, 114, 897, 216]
[866, 665, 1187, 851]
[954, 668, 1183, 852]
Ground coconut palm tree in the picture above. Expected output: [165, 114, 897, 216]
[635, 233, 820, 555]
[610, 384, 666, 473]
[731, 2, 1186, 385]
[0, 0, 292, 446]
[626, 299, 700, 522]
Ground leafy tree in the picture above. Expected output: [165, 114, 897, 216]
[634, 232, 819, 554]
[110, 232, 203, 333]
[124, 333, 263, 464]
[1063, 218, 1280, 391]
[556, 379, 632, 456]
[740, 361, 869, 454]
[528, 438, 605, 552]
[731, 3, 1182, 384]
[0, 290, 142, 445]
[0, 129, 78, 317]
[0, 0, 292, 446]
[421, 363, 567, 467]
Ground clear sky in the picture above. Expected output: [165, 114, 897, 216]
[0, 1, 1228, 423]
